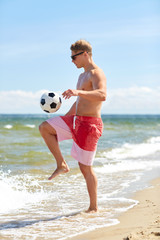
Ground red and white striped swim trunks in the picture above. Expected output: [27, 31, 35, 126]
[46, 115, 103, 166]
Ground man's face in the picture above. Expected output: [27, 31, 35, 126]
[71, 51, 84, 68]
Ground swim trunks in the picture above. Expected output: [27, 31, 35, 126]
[46, 115, 103, 166]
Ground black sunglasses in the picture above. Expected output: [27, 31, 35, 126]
[71, 51, 84, 60]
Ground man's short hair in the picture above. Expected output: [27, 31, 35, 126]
[70, 39, 92, 56]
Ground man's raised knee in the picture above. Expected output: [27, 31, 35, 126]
[39, 121, 57, 136]
[39, 121, 46, 135]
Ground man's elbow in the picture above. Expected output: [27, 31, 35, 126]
[101, 91, 107, 101]
[102, 95, 107, 101]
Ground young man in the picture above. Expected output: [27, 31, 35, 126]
[39, 39, 107, 212]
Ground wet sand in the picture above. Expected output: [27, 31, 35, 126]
[69, 178, 160, 240]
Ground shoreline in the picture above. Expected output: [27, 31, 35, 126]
[69, 177, 160, 240]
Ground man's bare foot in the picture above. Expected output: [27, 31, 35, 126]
[85, 207, 98, 213]
[48, 165, 70, 180]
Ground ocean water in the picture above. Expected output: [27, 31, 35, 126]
[0, 114, 160, 240]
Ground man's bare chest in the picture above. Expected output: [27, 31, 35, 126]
[77, 73, 92, 90]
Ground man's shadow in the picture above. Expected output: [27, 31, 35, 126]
[0, 211, 81, 230]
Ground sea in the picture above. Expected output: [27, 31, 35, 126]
[0, 114, 160, 240]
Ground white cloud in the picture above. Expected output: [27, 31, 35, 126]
[102, 86, 160, 114]
[0, 87, 159, 114]
[0, 90, 75, 114]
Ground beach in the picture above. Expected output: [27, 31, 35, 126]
[70, 178, 160, 240]
[0, 114, 160, 239]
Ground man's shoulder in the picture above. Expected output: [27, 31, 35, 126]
[90, 66, 104, 74]
[90, 67, 106, 80]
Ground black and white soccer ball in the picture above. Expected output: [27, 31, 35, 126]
[40, 91, 62, 113]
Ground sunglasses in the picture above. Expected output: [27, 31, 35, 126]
[71, 51, 84, 60]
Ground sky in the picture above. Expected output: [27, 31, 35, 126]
[0, 0, 160, 114]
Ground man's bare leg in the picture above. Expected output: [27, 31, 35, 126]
[39, 121, 69, 180]
[78, 163, 98, 212]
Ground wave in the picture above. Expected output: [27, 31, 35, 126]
[25, 124, 36, 128]
[4, 125, 13, 129]
[0, 170, 52, 214]
[95, 159, 160, 174]
[100, 136, 160, 160]
[3, 124, 36, 130]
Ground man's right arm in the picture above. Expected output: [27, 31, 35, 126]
[65, 101, 76, 116]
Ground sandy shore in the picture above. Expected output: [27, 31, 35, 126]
[69, 178, 160, 240]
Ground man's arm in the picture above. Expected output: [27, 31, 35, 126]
[62, 70, 107, 102]
[65, 101, 76, 116]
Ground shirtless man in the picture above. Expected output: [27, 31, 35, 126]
[39, 40, 107, 212]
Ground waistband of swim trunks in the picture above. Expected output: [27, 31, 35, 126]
[75, 115, 102, 124]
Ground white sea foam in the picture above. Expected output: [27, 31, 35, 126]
[4, 124, 13, 129]
[25, 124, 36, 128]
[100, 136, 160, 160]
[0, 172, 54, 214]
[0, 168, 141, 240]
[95, 160, 160, 174]
[148, 136, 160, 144]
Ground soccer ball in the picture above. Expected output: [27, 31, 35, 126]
[40, 91, 62, 113]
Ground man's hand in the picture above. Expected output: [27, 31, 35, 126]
[62, 89, 79, 99]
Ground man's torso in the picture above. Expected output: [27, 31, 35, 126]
[76, 67, 104, 118]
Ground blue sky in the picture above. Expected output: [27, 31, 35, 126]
[0, 0, 160, 114]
